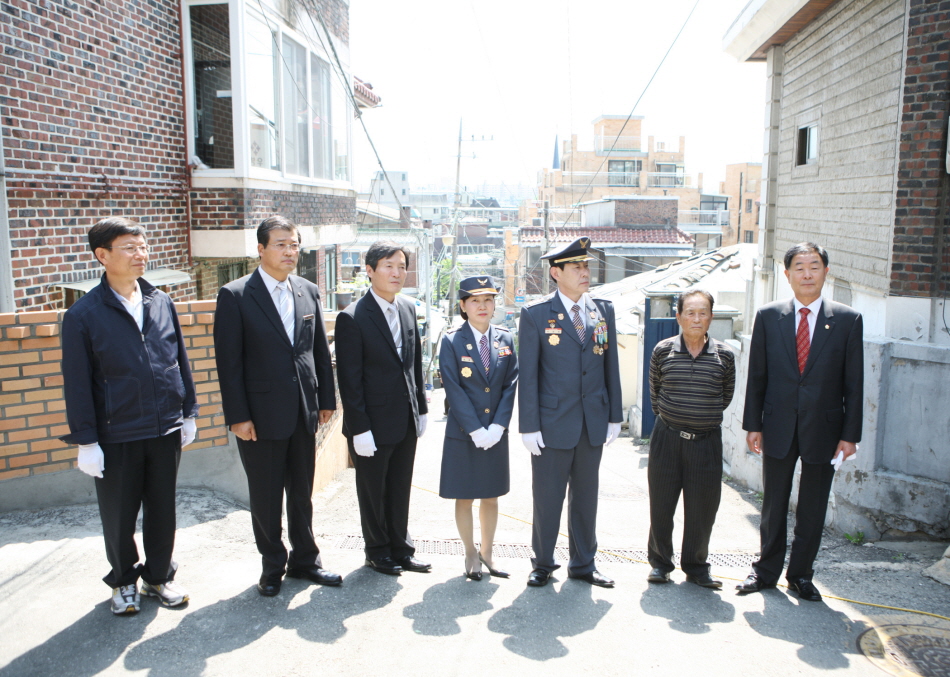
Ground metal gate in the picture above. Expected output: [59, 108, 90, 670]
[640, 295, 678, 437]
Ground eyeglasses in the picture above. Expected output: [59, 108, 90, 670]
[267, 243, 301, 252]
[107, 245, 150, 254]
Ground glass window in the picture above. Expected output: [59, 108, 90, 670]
[246, 13, 279, 170]
[281, 35, 308, 176]
[190, 4, 233, 169]
[310, 55, 332, 179]
[332, 85, 350, 181]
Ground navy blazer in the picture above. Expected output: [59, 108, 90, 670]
[213, 269, 335, 440]
[742, 298, 863, 463]
[335, 292, 428, 445]
[440, 322, 518, 441]
[517, 292, 623, 448]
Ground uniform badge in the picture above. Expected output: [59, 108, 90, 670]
[461, 367, 473, 378]
[549, 334, 560, 346]
[460, 356, 474, 362]
[590, 311, 596, 319]
[557, 314, 564, 321]
[544, 327, 562, 334]
[498, 346, 512, 357]
[493, 342, 499, 348]
[825, 325, 830, 329]
[466, 344, 473, 350]
[593, 345, 603, 355]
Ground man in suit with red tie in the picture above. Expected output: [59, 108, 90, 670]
[214, 216, 341, 596]
[335, 241, 431, 576]
[738, 242, 863, 602]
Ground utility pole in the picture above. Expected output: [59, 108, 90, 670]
[447, 119, 464, 320]
[541, 200, 550, 295]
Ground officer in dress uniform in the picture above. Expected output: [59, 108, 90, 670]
[438, 276, 518, 580]
[518, 237, 623, 588]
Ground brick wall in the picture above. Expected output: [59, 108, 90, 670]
[0, 0, 192, 310]
[613, 198, 678, 227]
[890, 0, 950, 296]
[189, 188, 355, 230]
[0, 302, 231, 481]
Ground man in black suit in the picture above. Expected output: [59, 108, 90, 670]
[738, 242, 863, 602]
[214, 216, 342, 596]
[335, 241, 431, 576]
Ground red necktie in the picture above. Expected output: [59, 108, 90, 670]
[796, 308, 811, 374]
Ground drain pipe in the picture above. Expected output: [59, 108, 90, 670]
[0, 119, 15, 312]
[177, 0, 194, 270]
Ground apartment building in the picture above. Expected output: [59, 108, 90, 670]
[719, 162, 762, 245]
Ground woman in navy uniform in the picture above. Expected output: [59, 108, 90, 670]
[439, 276, 518, 580]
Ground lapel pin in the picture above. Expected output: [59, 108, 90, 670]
[557, 314, 564, 320]
[466, 344, 473, 350]
[825, 324, 830, 329]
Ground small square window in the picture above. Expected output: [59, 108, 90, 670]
[744, 231, 754, 243]
[796, 125, 818, 166]
[745, 199, 753, 213]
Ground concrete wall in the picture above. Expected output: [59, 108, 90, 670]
[0, 302, 349, 512]
[723, 334, 950, 540]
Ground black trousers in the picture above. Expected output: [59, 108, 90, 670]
[95, 431, 181, 588]
[647, 417, 723, 576]
[237, 405, 321, 581]
[348, 412, 417, 560]
[753, 431, 836, 583]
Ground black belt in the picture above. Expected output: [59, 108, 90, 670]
[659, 417, 718, 441]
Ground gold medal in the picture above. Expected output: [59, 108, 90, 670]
[461, 367, 473, 378]
[593, 345, 602, 355]
[549, 334, 560, 346]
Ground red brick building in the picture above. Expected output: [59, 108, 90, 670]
[0, 0, 378, 311]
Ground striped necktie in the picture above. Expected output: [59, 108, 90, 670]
[796, 308, 810, 373]
[479, 334, 491, 374]
[571, 304, 586, 343]
[276, 282, 294, 342]
[387, 306, 402, 360]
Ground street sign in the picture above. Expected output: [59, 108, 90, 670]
[515, 296, 525, 304]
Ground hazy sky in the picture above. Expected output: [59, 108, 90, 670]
[348, 0, 765, 198]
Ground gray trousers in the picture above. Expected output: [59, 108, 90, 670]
[647, 417, 723, 576]
[531, 420, 602, 576]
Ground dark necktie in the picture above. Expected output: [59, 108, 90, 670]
[571, 304, 586, 343]
[479, 335, 490, 374]
[796, 308, 811, 373]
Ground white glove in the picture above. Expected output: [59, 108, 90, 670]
[470, 427, 493, 449]
[605, 422, 621, 446]
[831, 449, 857, 471]
[522, 431, 545, 456]
[181, 418, 197, 447]
[77, 443, 105, 478]
[486, 423, 505, 448]
[353, 430, 377, 457]
[418, 414, 428, 438]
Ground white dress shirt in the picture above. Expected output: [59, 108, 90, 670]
[793, 296, 823, 342]
[111, 280, 143, 331]
[370, 287, 403, 353]
[258, 266, 295, 341]
[558, 290, 591, 331]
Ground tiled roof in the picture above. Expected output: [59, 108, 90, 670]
[520, 226, 693, 245]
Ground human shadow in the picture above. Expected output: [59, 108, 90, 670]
[639, 581, 735, 633]
[0, 600, 160, 677]
[123, 567, 402, 677]
[487, 579, 612, 661]
[403, 576, 500, 636]
[742, 587, 869, 669]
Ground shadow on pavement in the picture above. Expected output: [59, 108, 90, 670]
[487, 579, 612, 661]
[403, 575, 500, 635]
[0, 601, 161, 677]
[741, 588, 869, 669]
[121, 567, 402, 676]
[639, 581, 736, 633]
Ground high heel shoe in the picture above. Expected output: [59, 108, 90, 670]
[479, 553, 509, 578]
[465, 553, 482, 581]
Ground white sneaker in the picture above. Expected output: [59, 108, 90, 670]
[111, 584, 140, 615]
[141, 580, 189, 607]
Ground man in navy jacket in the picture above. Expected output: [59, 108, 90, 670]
[62, 217, 199, 615]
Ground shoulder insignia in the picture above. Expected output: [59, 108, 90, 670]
[446, 326, 461, 334]
[526, 293, 555, 308]
[494, 325, 510, 332]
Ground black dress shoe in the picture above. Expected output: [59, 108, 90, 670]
[647, 567, 671, 583]
[686, 573, 723, 589]
[465, 571, 483, 581]
[569, 570, 615, 588]
[395, 556, 432, 573]
[365, 557, 403, 575]
[735, 573, 776, 593]
[787, 577, 822, 602]
[286, 565, 343, 587]
[479, 553, 510, 578]
[257, 576, 282, 597]
[527, 568, 552, 587]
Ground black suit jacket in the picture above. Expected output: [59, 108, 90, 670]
[335, 292, 428, 445]
[213, 269, 335, 440]
[742, 298, 863, 463]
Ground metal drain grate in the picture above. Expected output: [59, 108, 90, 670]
[329, 536, 756, 567]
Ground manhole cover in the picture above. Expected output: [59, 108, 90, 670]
[859, 624, 950, 676]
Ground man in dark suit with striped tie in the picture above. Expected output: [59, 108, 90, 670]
[738, 242, 863, 602]
[335, 241, 431, 576]
[214, 216, 341, 596]
[646, 289, 735, 589]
